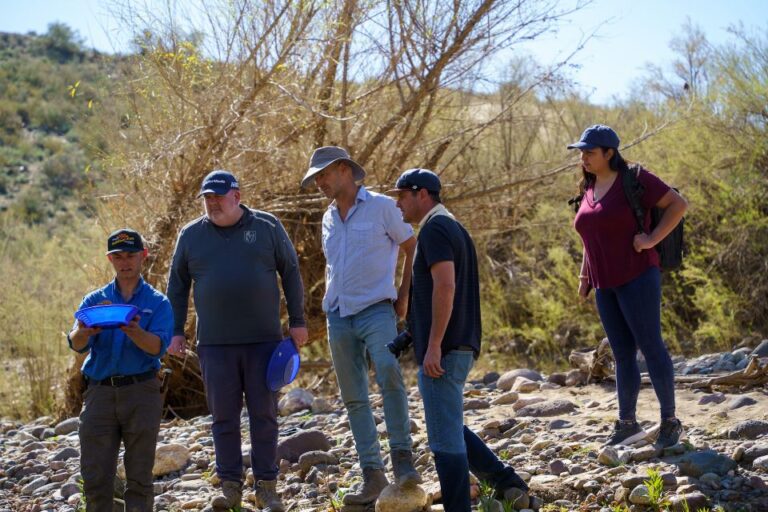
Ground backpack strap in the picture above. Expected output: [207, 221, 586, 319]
[568, 194, 583, 213]
[621, 164, 646, 234]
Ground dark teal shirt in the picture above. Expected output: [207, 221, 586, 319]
[70, 277, 173, 380]
[167, 206, 305, 345]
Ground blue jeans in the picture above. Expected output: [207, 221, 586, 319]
[198, 342, 281, 483]
[420, 350, 523, 512]
[595, 266, 676, 421]
[420, 350, 473, 512]
[327, 302, 412, 469]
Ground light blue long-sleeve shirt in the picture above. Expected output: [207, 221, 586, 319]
[70, 277, 173, 380]
[321, 187, 413, 317]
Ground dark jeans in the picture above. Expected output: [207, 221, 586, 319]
[79, 377, 162, 512]
[595, 266, 676, 421]
[420, 351, 525, 512]
[198, 342, 280, 484]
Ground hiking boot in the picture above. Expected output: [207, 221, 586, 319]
[342, 467, 389, 506]
[604, 420, 647, 446]
[500, 487, 530, 510]
[391, 449, 422, 487]
[211, 480, 242, 510]
[656, 418, 684, 448]
[496, 470, 530, 509]
[254, 479, 285, 512]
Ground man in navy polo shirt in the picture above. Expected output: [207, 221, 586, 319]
[68, 228, 173, 512]
[388, 169, 529, 512]
[167, 170, 308, 512]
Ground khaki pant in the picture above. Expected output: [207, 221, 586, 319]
[79, 377, 162, 512]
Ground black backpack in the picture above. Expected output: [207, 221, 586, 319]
[621, 164, 684, 271]
[570, 165, 685, 271]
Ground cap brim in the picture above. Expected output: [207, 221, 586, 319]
[196, 187, 230, 197]
[383, 187, 406, 196]
[566, 142, 597, 149]
[300, 158, 366, 188]
[106, 248, 143, 255]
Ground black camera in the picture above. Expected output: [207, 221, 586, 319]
[387, 330, 413, 358]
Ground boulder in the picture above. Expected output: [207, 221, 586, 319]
[374, 483, 428, 512]
[277, 429, 332, 463]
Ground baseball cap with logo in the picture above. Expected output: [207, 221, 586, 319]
[106, 228, 145, 255]
[197, 170, 240, 197]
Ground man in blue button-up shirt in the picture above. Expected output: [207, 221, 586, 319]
[301, 147, 420, 506]
[68, 228, 173, 512]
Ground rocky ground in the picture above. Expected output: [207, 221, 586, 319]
[1, 341, 767, 512]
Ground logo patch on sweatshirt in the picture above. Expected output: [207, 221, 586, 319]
[244, 231, 258, 244]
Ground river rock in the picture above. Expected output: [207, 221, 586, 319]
[668, 492, 709, 511]
[628, 484, 650, 505]
[278, 388, 314, 416]
[490, 391, 518, 406]
[298, 450, 338, 474]
[751, 339, 768, 357]
[698, 393, 726, 406]
[53, 417, 80, 436]
[676, 450, 737, 477]
[728, 396, 757, 410]
[754, 455, 768, 472]
[497, 369, 543, 391]
[374, 483, 428, 512]
[276, 429, 332, 462]
[725, 420, 768, 440]
[512, 377, 539, 393]
[515, 399, 576, 417]
[49, 447, 80, 462]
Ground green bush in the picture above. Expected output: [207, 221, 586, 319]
[42, 151, 88, 194]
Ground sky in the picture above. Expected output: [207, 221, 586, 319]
[1, 0, 766, 105]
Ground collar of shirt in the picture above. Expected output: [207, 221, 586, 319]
[107, 276, 147, 303]
[328, 186, 369, 219]
[203, 204, 252, 228]
[419, 203, 455, 228]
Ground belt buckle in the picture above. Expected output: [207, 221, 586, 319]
[110, 375, 122, 386]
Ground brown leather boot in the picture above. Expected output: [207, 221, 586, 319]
[254, 479, 285, 512]
[211, 480, 242, 510]
[342, 467, 389, 506]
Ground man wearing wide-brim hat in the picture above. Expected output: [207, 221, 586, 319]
[301, 146, 421, 506]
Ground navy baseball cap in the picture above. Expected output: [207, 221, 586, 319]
[386, 168, 442, 194]
[567, 124, 620, 150]
[106, 228, 144, 255]
[198, 170, 240, 197]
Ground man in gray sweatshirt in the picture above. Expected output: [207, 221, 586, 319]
[167, 170, 308, 512]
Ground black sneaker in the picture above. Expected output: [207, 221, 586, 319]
[656, 418, 684, 448]
[604, 420, 647, 446]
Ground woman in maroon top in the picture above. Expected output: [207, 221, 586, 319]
[568, 125, 688, 448]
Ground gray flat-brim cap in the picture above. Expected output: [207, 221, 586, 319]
[301, 146, 366, 188]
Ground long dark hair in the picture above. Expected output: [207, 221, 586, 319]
[577, 147, 631, 196]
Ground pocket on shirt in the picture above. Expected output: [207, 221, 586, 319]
[349, 222, 373, 247]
